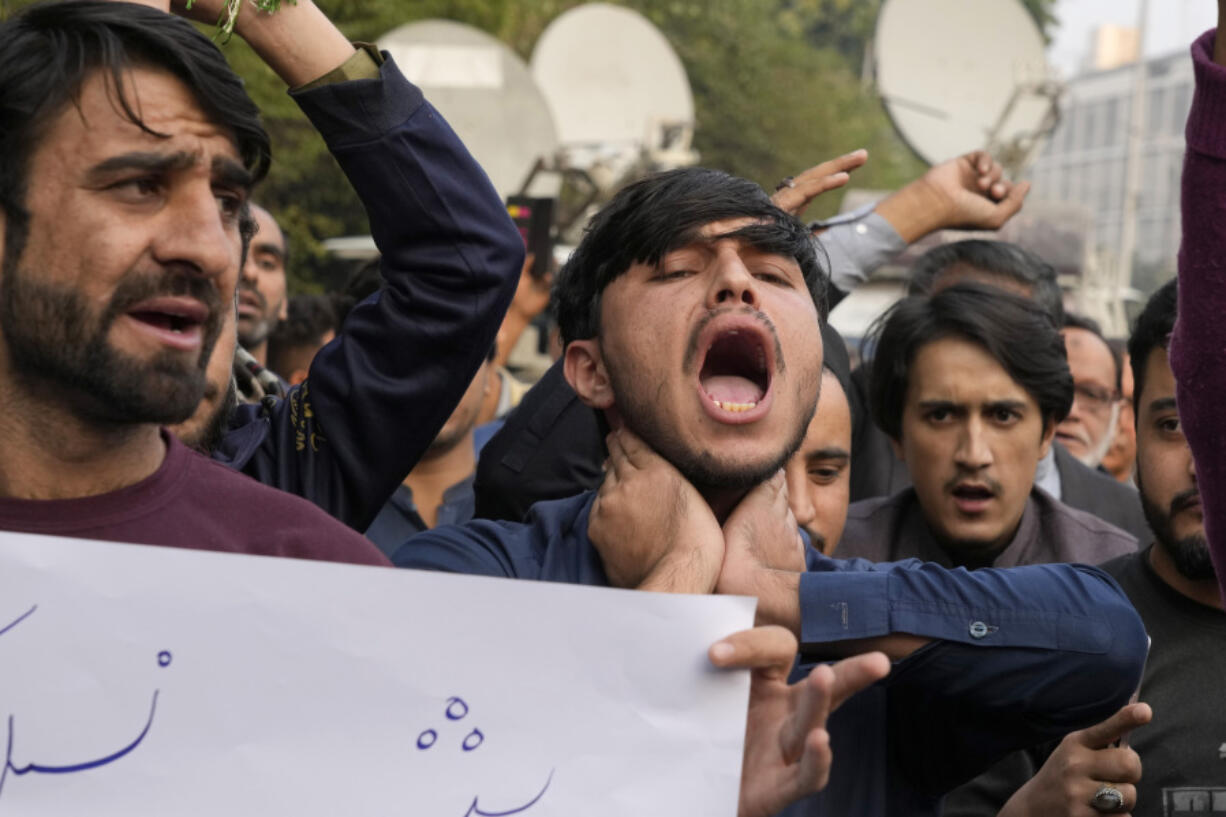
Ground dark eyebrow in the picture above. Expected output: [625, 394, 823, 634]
[250, 240, 284, 260]
[86, 150, 198, 182]
[1148, 397, 1177, 414]
[984, 400, 1028, 413]
[917, 400, 960, 412]
[806, 447, 850, 462]
[85, 151, 253, 193]
[212, 156, 254, 191]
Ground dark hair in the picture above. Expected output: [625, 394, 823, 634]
[868, 282, 1074, 441]
[552, 167, 826, 345]
[907, 239, 1065, 325]
[1128, 278, 1177, 409]
[1063, 311, 1121, 393]
[0, 0, 271, 269]
[266, 293, 336, 376]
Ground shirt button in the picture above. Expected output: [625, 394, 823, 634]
[969, 621, 989, 639]
[855, 223, 869, 235]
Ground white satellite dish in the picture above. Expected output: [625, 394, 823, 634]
[531, 3, 694, 151]
[378, 20, 559, 197]
[875, 0, 1057, 170]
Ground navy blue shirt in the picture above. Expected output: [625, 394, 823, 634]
[365, 476, 475, 557]
[393, 491, 1148, 817]
[210, 56, 522, 533]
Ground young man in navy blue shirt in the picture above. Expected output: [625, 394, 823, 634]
[394, 167, 1148, 816]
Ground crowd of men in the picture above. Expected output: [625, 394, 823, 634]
[0, 0, 1223, 815]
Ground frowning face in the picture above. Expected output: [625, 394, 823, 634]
[0, 67, 248, 425]
[895, 336, 1053, 560]
[566, 218, 823, 492]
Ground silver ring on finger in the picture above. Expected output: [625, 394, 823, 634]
[1092, 785, 1126, 813]
[775, 176, 795, 191]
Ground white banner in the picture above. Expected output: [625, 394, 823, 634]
[0, 531, 754, 815]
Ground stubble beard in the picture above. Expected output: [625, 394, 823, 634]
[0, 259, 222, 427]
[603, 352, 816, 494]
[1139, 484, 1216, 581]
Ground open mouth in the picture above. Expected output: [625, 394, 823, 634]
[699, 328, 771, 414]
[951, 484, 995, 504]
[124, 297, 209, 349]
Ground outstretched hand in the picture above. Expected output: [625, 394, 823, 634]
[710, 627, 890, 817]
[771, 150, 869, 219]
[588, 428, 724, 592]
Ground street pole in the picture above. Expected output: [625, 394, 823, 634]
[1117, 0, 1150, 323]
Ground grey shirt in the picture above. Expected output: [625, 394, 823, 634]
[836, 487, 1138, 567]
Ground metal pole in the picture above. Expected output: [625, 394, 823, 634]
[1117, 0, 1150, 314]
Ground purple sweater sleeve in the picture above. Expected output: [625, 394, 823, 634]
[1172, 29, 1226, 601]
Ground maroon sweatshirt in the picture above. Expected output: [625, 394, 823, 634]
[1172, 30, 1226, 602]
[0, 432, 390, 567]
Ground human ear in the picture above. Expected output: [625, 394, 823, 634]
[564, 339, 615, 410]
[1037, 418, 1057, 460]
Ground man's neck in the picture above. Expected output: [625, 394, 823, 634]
[0, 386, 166, 500]
[404, 432, 476, 529]
[247, 340, 268, 367]
[700, 486, 751, 525]
[1149, 542, 1224, 610]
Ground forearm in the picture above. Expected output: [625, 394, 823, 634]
[872, 177, 952, 244]
[234, 0, 355, 88]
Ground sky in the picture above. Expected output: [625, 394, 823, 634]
[1048, 0, 1215, 76]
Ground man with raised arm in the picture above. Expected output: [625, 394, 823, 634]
[394, 165, 1148, 816]
[159, 0, 526, 535]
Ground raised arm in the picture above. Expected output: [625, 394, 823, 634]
[204, 0, 523, 530]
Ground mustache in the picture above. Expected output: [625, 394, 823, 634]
[682, 306, 786, 374]
[1170, 487, 1202, 515]
[944, 474, 1005, 495]
[105, 268, 223, 319]
[238, 281, 268, 311]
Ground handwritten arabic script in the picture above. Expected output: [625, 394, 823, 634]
[0, 605, 168, 806]
[418, 696, 554, 816]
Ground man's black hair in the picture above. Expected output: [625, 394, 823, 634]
[552, 167, 826, 345]
[907, 239, 1065, 325]
[266, 293, 336, 376]
[1063, 310, 1121, 393]
[0, 0, 271, 271]
[1128, 278, 1178, 411]
[868, 282, 1074, 442]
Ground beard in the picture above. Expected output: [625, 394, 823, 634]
[1139, 483, 1216, 581]
[0, 260, 222, 427]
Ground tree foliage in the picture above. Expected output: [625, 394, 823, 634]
[3, 0, 1059, 291]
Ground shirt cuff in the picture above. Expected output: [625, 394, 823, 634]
[799, 570, 891, 644]
[294, 42, 384, 92]
[815, 211, 907, 294]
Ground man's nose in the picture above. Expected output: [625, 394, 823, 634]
[705, 254, 760, 311]
[785, 460, 816, 529]
[152, 186, 238, 281]
[954, 418, 993, 469]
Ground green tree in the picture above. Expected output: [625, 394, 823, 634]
[2, 0, 1060, 290]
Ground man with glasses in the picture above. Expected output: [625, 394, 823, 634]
[1056, 314, 1123, 470]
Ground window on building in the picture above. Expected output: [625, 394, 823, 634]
[1146, 86, 1165, 138]
[1103, 97, 1120, 145]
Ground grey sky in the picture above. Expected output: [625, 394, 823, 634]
[1048, 0, 1215, 76]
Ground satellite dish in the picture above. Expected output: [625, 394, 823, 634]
[378, 20, 559, 197]
[875, 0, 1057, 170]
[531, 3, 694, 151]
